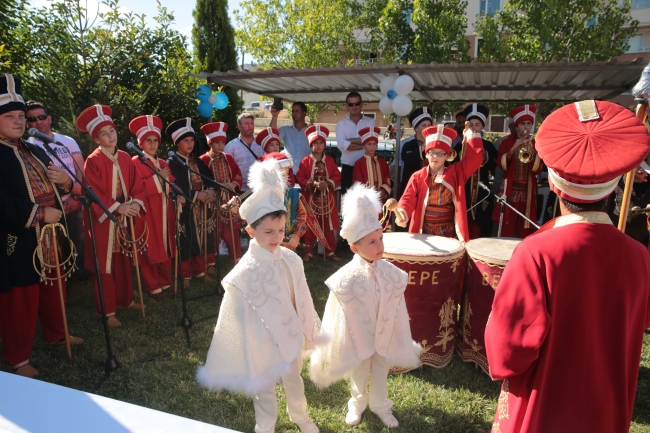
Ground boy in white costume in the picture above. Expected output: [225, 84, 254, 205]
[309, 183, 422, 428]
[197, 159, 322, 433]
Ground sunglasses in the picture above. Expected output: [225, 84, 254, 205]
[26, 114, 49, 122]
[347, 102, 362, 107]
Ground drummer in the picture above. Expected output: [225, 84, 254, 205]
[395, 125, 485, 242]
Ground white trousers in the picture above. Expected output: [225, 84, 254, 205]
[253, 353, 310, 433]
[347, 352, 394, 416]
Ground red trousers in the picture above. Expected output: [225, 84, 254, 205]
[92, 252, 134, 316]
[182, 256, 207, 278]
[303, 225, 337, 257]
[0, 270, 67, 368]
[214, 218, 242, 262]
[498, 200, 537, 238]
[140, 258, 173, 294]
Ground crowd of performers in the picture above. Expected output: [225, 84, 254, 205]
[2, 71, 650, 433]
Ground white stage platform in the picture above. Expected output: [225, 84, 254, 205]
[0, 372, 240, 433]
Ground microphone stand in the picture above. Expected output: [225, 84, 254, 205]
[40, 141, 170, 389]
[477, 181, 540, 236]
[134, 156, 194, 345]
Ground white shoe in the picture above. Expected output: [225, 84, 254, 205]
[374, 411, 398, 428]
[345, 411, 362, 426]
[296, 419, 319, 433]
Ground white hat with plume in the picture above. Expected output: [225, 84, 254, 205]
[340, 182, 382, 244]
[239, 159, 287, 224]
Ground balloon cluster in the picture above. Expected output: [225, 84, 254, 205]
[378, 75, 414, 116]
[196, 85, 229, 118]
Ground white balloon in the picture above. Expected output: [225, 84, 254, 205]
[394, 75, 414, 96]
[392, 95, 413, 116]
[379, 96, 394, 114]
[379, 76, 397, 95]
[208, 95, 217, 105]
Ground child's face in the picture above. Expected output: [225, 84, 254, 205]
[94, 125, 117, 149]
[350, 228, 384, 263]
[265, 141, 280, 153]
[209, 140, 226, 154]
[177, 136, 195, 155]
[311, 140, 325, 155]
[140, 135, 159, 156]
[364, 140, 378, 157]
[246, 214, 287, 253]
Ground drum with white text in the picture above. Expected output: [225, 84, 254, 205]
[383, 233, 465, 370]
[457, 237, 521, 375]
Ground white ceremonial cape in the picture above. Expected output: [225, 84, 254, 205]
[197, 240, 323, 396]
[309, 255, 421, 388]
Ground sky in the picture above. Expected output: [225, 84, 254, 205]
[28, 0, 254, 64]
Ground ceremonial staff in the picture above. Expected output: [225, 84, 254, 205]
[620, 64, 650, 232]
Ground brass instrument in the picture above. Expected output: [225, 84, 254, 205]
[447, 149, 457, 162]
[517, 134, 534, 164]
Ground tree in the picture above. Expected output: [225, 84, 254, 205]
[0, 0, 29, 69]
[192, 0, 242, 138]
[361, 0, 470, 64]
[8, 0, 199, 155]
[474, 0, 639, 63]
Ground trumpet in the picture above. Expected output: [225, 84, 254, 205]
[518, 133, 534, 164]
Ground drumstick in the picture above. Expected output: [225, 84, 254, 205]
[321, 193, 326, 262]
[174, 200, 181, 295]
[51, 226, 72, 359]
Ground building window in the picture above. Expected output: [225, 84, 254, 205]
[632, 0, 650, 9]
[479, 0, 500, 15]
[627, 34, 644, 53]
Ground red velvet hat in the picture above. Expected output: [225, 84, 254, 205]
[255, 127, 281, 151]
[200, 122, 228, 144]
[422, 125, 457, 154]
[509, 105, 537, 126]
[304, 125, 329, 146]
[259, 152, 294, 186]
[129, 115, 163, 145]
[359, 126, 381, 145]
[76, 105, 115, 140]
[536, 100, 650, 203]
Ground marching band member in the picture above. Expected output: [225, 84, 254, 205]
[166, 118, 216, 283]
[78, 104, 146, 327]
[129, 115, 176, 301]
[296, 125, 341, 262]
[199, 121, 243, 264]
[0, 74, 82, 378]
[396, 125, 484, 242]
[352, 126, 391, 204]
[486, 100, 650, 433]
[451, 103, 498, 239]
[399, 107, 433, 197]
[255, 126, 282, 155]
[491, 105, 543, 237]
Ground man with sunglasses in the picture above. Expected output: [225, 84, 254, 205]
[25, 101, 90, 278]
[335, 92, 376, 195]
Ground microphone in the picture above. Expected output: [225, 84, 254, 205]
[27, 128, 65, 146]
[168, 150, 186, 165]
[478, 181, 491, 193]
[126, 142, 148, 159]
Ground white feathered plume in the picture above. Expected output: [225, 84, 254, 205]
[340, 182, 382, 243]
[247, 158, 287, 192]
[240, 159, 288, 224]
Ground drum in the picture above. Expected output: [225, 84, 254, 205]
[383, 233, 465, 370]
[457, 237, 521, 375]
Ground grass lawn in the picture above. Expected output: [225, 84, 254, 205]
[5, 246, 650, 433]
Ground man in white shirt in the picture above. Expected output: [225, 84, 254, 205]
[224, 112, 263, 191]
[25, 101, 90, 277]
[269, 101, 311, 174]
[335, 92, 376, 195]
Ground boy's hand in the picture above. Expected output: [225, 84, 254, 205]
[395, 208, 409, 227]
[286, 234, 300, 249]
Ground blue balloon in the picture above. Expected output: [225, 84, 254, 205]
[387, 89, 397, 100]
[196, 85, 211, 101]
[214, 92, 229, 110]
[198, 101, 214, 118]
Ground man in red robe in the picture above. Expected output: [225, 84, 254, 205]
[129, 115, 177, 301]
[296, 125, 341, 262]
[78, 104, 146, 328]
[485, 100, 650, 433]
[491, 105, 543, 237]
[199, 121, 243, 263]
[352, 126, 391, 203]
[0, 74, 83, 378]
[395, 125, 484, 243]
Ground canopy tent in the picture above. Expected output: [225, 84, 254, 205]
[197, 58, 647, 104]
